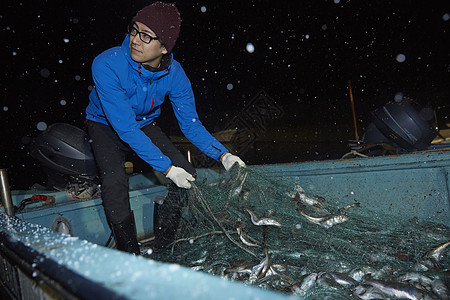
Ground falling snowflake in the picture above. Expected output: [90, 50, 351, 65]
[246, 43, 255, 53]
[37, 122, 47, 131]
[396, 54, 406, 63]
[394, 92, 403, 102]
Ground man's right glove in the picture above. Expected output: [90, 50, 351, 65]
[221, 153, 246, 171]
[165, 166, 195, 189]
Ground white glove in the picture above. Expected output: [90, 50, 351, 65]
[221, 153, 246, 171]
[165, 166, 195, 189]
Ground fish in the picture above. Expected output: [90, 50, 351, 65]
[232, 169, 248, 197]
[325, 271, 359, 287]
[225, 262, 254, 275]
[339, 203, 361, 211]
[298, 203, 359, 228]
[348, 267, 377, 282]
[398, 273, 433, 288]
[299, 210, 349, 228]
[269, 263, 288, 274]
[365, 279, 435, 300]
[245, 208, 282, 227]
[286, 183, 305, 198]
[287, 184, 322, 207]
[353, 285, 387, 300]
[236, 227, 260, 247]
[249, 248, 272, 283]
[420, 240, 450, 270]
[291, 272, 319, 296]
[315, 272, 342, 289]
[191, 255, 207, 265]
[295, 191, 322, 207]
[225, 249, 273, 284]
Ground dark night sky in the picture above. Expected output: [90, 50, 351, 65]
[2, 0, 449, 189]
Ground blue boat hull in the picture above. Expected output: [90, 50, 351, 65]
[1, 149, 449, 299]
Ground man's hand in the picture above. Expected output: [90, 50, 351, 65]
[221, 153, 246, 171]
[165, 166, 195, 189]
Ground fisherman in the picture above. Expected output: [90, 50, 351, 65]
[85, 2, 245, 254]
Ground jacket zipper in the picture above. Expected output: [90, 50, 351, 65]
[148, 97, 155, 113]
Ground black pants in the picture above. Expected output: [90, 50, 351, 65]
[86, 121, 195, 225]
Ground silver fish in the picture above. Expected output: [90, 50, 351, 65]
[366, 279, 434, 300]
[236, 227, 259, 247]
[316, 272, 342, 289]
[291, 272, 319, 296]
[225, 249, 274, 283]
[225, 262, 254, 275]
[232, 169, 248, 197]
[348, 266, 377, 282]
[325, 272, 358, 287]
[299, 203, 359, 228]
[353, 285, 387, 300]
[191, 256, 207, 265]
[421, 240, 450, 269]
[266, 263, 288, 276]
[298, 192, 321, 206]
[245, 208, 282, 227]
[299, 210, 349, 228]
[398, 272, 433, 288]
[249, 248, 272, 283]
[286, 183, 305, 198]
[287, 184, 322, 206]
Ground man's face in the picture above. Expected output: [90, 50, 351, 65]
[129, 22, 167, 68]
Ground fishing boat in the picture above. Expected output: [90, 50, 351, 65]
[1, 100, 449, 299]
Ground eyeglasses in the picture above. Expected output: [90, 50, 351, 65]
[128, 24, 159, 44]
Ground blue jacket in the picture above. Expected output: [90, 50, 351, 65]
[86, 35, 228, 173]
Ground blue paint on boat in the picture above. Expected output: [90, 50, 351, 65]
[1, 149, 449, 299]
[0, 214, 292, 300]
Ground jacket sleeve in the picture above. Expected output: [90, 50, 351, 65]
[92, 56, 172, 173]
[168, 65, 229, 160]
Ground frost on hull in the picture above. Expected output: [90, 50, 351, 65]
[0, 214, 289, 300]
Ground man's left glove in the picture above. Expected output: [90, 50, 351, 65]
[221, 153, 246, 171]
[165, 166, 195, 189]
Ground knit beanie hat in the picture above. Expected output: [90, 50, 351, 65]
[132, 2, 181, 53]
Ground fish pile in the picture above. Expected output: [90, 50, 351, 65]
[152, 167, 450, 300]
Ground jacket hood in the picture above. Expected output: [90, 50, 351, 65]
[121, 34, 172, 80]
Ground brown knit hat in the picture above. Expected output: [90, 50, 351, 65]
[132, 2, 181, 53]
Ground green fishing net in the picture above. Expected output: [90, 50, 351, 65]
[149, 165, 450, 299]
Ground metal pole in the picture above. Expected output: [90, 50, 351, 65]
[348, 80, 359, 141]
[0, 169, 15, 216]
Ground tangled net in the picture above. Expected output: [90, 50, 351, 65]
[151, 165, 450, 299]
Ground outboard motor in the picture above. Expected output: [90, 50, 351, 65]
[362, 98, 437, 154]
[29, 123, 99, 198]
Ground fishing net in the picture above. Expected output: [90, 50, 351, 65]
[148, 165, 450, 299]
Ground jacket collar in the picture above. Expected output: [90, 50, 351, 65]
[122, 34, 172, 80]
